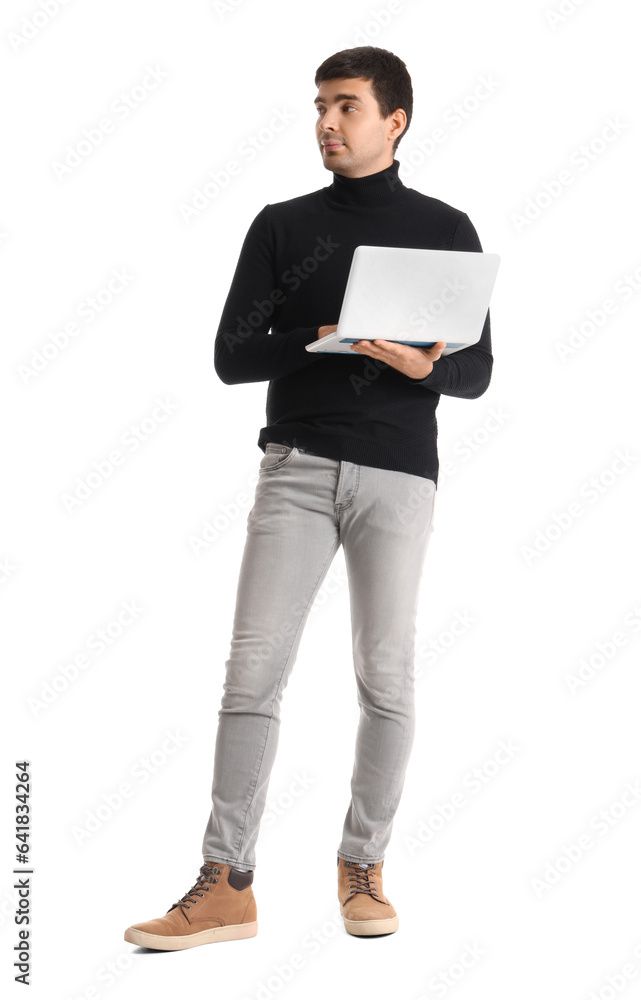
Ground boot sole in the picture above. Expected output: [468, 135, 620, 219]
[342, 914, 399, 936]
[124, 920, 258, 950]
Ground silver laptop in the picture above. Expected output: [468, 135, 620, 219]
[305, 245, 500, 356]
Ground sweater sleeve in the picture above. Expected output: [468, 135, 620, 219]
[214, 204, 323, 385]
[403, 212, 493, 398]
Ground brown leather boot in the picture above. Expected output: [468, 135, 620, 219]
[124, 861, 257, 950]
[337, 857, 399, 936]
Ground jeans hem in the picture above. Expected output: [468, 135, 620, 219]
[203, 855, 255, 872]
[337, 851, 384, 865]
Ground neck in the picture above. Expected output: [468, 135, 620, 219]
[324, 157, 406, 209]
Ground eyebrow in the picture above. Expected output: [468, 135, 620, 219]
[313, 93, 364, 106]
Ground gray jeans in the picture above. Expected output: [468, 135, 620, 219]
[202, 443, 437, 871]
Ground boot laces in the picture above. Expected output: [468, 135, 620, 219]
[346, 862, 380, 898]
[169, 862, 221, 912]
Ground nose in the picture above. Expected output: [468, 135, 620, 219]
[318, 111, 337, 133]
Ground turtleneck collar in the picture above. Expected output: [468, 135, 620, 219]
[323, 157, 407, 209]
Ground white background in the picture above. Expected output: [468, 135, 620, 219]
[2, 0, 640, 997]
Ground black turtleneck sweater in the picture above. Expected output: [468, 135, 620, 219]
[214, 158, 493, 486]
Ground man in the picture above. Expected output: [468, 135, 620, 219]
[125, 44, 492, 951]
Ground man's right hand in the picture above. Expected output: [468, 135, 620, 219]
[318, 325, 338, 339]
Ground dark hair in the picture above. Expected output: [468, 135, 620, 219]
[314, 46, 413, 153]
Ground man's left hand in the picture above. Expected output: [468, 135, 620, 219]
[350, 339, 447, 379]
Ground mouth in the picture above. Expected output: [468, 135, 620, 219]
[322, 141, 343, 150]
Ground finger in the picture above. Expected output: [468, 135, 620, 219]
[373, 339, 400, 352]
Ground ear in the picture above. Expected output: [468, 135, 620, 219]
[389, 107, 406, 141]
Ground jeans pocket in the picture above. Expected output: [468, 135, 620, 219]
[260, 443, 298, 472]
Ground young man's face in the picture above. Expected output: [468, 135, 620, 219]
[314, 76, 406, 178]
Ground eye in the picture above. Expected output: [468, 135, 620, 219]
[315, 105, 357, 114]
